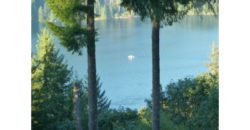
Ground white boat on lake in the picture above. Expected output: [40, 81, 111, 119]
[128, 54, 135, 61]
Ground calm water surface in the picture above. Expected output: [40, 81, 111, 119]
[32, 16, 218, 109]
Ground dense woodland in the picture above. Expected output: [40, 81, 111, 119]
[32, 0, 219, 130]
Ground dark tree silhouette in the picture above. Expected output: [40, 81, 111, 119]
[86, 0, 97, 129]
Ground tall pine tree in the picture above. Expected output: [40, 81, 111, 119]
[121, 1, 190, 129]
[32, 28, 74, 130]
[46, 0, 98, 129]
[121, 0, 217, 129]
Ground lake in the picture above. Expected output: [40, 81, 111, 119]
[32, 16, 218, 109]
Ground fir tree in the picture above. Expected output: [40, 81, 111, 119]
[46, 0, 98, 129]
[73, 75, 111, 129]
[32, 28, 74, 130]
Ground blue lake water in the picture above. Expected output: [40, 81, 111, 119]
[32, 16, 218, 109]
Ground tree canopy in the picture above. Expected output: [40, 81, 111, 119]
[121, 0, 192, 25]
[121, 0, 218, 25]
[46, 0, 90, 55]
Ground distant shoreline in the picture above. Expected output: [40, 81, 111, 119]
[95, 13, 217, 21]
[95, 15, 140, 21]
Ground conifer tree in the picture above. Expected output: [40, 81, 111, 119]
[46, 0, 98, 129]
[121, 0, 217, 129]
[75, 75, 111, 129]
[94, 76, 111, 114]
[32, 28, 74, 130]
[121, 1, 189, 129]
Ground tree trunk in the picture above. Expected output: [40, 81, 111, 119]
[73, 82, 83, 130]
[87, 0, 97, 130]
[152, 17, 160, 130]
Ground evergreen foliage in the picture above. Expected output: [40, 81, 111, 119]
[72, 75, 111, 129]
[32, 28, 74, 130]
[97, 107, 139, 130]
[81, 75, 111, 115]
[46, 0, 90, 55]
[46, 1, 98, 129]
[121, 0, 193, 25]
[32, 33, 112, 129]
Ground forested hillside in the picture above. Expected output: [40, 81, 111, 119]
[32, 0, 218, 36]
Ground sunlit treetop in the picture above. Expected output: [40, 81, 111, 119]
[121, 0, 218, 25]
[32, 28, 72, 90]
[46, 0, 92, 55]
[35, 28, 54, 60]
